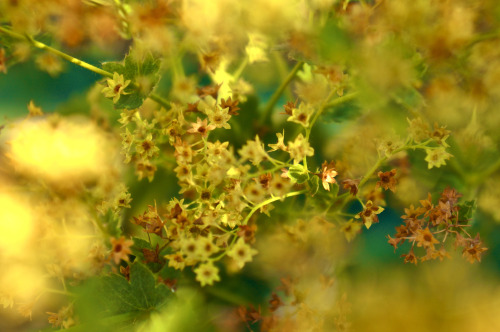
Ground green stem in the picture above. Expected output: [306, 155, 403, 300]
[323, 91, 359, 110]
[477, 157, 500, 182]
[273, 52, 293, 99]
[338, 139, 434, 209]
[260, 61, 304, 124]
[0, 27, 113, 78]
[357, 157, 385, 189]
[0, 26, 170, 109]
[356, 140, 432, 189]
[306, 90, 351, 141]
[242, 189, 307, 225]
[246, 164, 286, 179]
[113, 0, 131, 37]
[233, 56, 248, 80]
[466, 30, 500, 49]
[149, 93, 170, 109]
[44, 288, 76, 297]
[204, 287, 248, 305]
[302, 91, 358, 167]
[212, 189, 308, 262]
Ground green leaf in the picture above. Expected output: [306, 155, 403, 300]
[102, 62, 126, 76]
[131, 237, 166, 273]
[288, 164, 310, 184]
[308, 182, 339, 211]
[98, 262, 170, 316]
[126, 52, 161, 79]
[131, 237, 152, 258]
[309, 174, 320, 196]
[158, 258, 183, 281]
[101, 50, 162, 110]
[458, 200, 477, 222]
[329, 182, 340, 197]
[74, 262, 171, 330]
[114, 91, 145, 109]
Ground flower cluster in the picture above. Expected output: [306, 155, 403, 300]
[0, 0, 498, 330]
[388, 188, 487, 264]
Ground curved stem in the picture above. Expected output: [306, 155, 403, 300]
[0, 27, 113, 78]
[338, 139, 435, 210]
[149, 93, 170, 109]
[0, 26, 170, 109]
[323, 91, 359, 110]
[44, 288, 76, 297]
[233, 56, 248, 80]
[260, 61, 304, 124]
[302, 91, 358, 167]
[242, 189, 307, 225]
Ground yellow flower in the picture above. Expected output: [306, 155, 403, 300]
[165, 252, 186, 270]
[197, 236, 219, 261]
[110, 236, 134, 264]
[287, 102, 315, 128]
[102, 72, 131, 103]
[415, 227, 439, 250]
[238, 135, 268, 166]
[425, 147, 452, 169]
[320, 160, 338, 191]
[245, 32, 269, 64]
[268, 131, 287, 152]
[227, 238, 258, 269]
[287, 133, 314, 163]
[355, 200, 384, 229]
[340, 220, 362, 242]
[194, 262, 220, 286]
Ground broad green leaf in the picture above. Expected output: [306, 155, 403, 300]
[131, 237, 165, 273]
[131, 237, 153, 258]
[158, 257, 183, 281]
[125, 52, 161, 78]
[74, 262, 171, 331]
[102, 62, 126, 76]
[98, 262, 170, 315]
[114, 91, 145, 109]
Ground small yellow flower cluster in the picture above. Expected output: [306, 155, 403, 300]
[1, 0, 498, 329]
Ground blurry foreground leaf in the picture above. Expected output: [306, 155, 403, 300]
[75, 262, 171, 330]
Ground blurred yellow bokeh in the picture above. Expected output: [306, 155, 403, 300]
[7, 117, 114, 187]
[0, 192, 33, 257]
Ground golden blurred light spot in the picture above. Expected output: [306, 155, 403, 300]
[1, 264, 45, 302]
[0, 192, 33, 256]
[7, 118, 111, 185]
